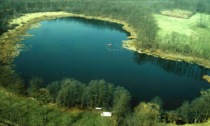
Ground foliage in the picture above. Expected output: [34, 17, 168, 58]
[150, 96, 163, 109]
[88, 80, 114, 109]
[2, 75, 210, 125]
[47, 80, 61, 101]
[126, 102, 162, 126]
[27, 77, 43, 98]
[113, 86, 131, 125]
[0, 86, 114, 126]
[56, 78, 84, 108]
[50, 78, 131, 115]
[176, 89, 210, 123]
[0, 65, 24, 94]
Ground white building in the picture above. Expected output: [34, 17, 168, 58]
[95, 107, 102, 110]
[101, 112, 112, 117]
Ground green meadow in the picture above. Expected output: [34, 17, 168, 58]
[154, 12, 210, 63]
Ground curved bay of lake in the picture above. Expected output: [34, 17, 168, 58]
[14, 17, 210, 109]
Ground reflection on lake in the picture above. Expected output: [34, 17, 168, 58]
[134, 52, 209, 80]
[14, 17, 210, 109]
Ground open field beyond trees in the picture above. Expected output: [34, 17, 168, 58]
[152, 12, 210, 67]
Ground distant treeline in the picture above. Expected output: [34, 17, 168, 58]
[1, 0, 210, 62]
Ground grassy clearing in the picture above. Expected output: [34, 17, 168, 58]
[155, 12, 210, 49]
[153, 12, 210, 68]
[154, 13, 210, 36]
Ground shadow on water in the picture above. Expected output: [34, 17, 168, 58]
[134, 52, 210, 81]
[132, 52, 210, 109]
[59, 17, 131, 36]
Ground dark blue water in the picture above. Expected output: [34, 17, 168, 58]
[14, 17, 210, 109]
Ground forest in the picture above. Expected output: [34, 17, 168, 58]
[1, 0, 210, 126]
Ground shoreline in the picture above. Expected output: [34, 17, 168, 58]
[203, 75, 210, 83]
[0, 11, 210, 70]
[124, 42, 210, 69]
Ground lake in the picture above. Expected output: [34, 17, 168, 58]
[14, 17, 210, 109]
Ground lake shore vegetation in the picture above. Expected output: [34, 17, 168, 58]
[0, 11, 136, 64]
[1, 0, 210, 126]
[203, 75, 210, 83]
[1, 0, 210, 68]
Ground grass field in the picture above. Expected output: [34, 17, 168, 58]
[154, 13, 210, 36]
[153, 12, 210, 67]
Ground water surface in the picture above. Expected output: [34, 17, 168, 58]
[14, 17, 210, 109]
